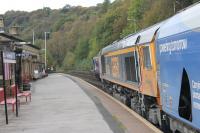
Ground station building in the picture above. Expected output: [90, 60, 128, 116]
[0, 15, 43, 91]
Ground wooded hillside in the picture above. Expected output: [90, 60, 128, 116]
[3, 0, 200, 70]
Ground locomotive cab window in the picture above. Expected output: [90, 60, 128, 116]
[143, 46, 152, 69]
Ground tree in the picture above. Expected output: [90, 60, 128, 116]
[4, 0, 197, 71]
[100, 0, 111, 13]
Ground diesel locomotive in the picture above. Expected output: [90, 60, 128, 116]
[93, 3, 200, 133]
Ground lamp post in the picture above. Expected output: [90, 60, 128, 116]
[44, 32, 50, 70]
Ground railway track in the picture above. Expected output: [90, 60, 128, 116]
[68, 71, 103, 88]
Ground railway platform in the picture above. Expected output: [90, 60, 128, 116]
[0, 73, 162, 133]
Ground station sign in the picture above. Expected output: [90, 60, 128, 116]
[3, 51, 16, 63]
[16, 51, 32, 58]
[16, 53, 29, 57]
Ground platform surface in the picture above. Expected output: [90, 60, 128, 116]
[0, 74, 114, 133]
[67, 75, 161, 133]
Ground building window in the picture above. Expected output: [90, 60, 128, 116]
[125, 53, 138, 82]
[143, 46, 152, 69]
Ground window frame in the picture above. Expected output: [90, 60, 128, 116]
[124, 51, 139, 83]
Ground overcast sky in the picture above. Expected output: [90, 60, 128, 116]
[0, 0, 114, 14]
